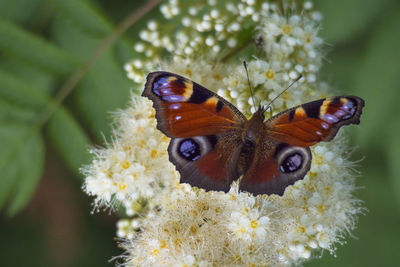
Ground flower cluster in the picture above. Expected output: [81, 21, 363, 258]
[83, 0, 363, 266]
[125, 0, 323, 84]
[83, 97, 179, 216]
[119, 135, 361, 266]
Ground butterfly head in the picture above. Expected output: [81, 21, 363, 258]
[249, 105, 267, 122]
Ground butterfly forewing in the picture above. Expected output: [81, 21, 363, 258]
[266, 96, 364, 147]
[143, 71, 245, 138]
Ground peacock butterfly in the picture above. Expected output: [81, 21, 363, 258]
[142, 71, 364, 196]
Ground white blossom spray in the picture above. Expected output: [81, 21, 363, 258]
[83, 1, 363, 266]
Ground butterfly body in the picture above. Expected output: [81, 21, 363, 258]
[143, 71, 364, 196]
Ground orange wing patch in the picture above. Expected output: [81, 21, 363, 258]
[160, 101, 236, 137]
[267, 96, 364, 147]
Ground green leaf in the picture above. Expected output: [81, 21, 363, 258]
[388, 119, 400, 211]
[0, 68, 52, 126]
[314, 0, 396, 44]
[351, 6, 400, 147]
[0, 124, 44, 216]
[0, 17, 78, 76]
[0, 64, 91, 177]
[0, 55, 57, 96]
[75, 54, 132, 140]
[6, 130, 44, 216]
[0, 69, 49, 111]
[0, 0, 43, 25]
[50, 11, 132, 140]
[46, 108, 92, 177]
[0, 99, 38, 123]
[50, 0, 113, 36]
[96, 0, 147, 25]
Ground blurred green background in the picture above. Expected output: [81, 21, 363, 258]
[0, 0, 399, 266]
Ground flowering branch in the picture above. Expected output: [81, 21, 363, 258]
[83, 1, 363, 266]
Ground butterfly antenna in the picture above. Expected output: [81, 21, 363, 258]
[266, 74, 303, 109]
[243, 61, 257, 109]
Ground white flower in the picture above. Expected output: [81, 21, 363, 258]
[228, 211, 270, 242]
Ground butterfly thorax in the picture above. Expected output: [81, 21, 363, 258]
[237, 106, 273, 173]
[243, 106, 269, 144]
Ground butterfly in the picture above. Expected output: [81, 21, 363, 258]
[142, 71, 364, 196]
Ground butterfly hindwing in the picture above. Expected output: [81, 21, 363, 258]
[142, 71, 245, 138]
[266, 96, 364, 147]
[240, 144, 312, 196]
[168, 135, 242, 192]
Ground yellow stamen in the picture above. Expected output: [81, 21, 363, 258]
[119, 184, 126, 191]
[297, 226, 306, 233]
[159, 240, 167, 248]
[151, 150, 158, 158]
[265, 69, 275, 79]
[185, 69, 192, 77]
[282, 24, 292, 34]
[121, 161, 130, 169]
[250, 220, 259, 229]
